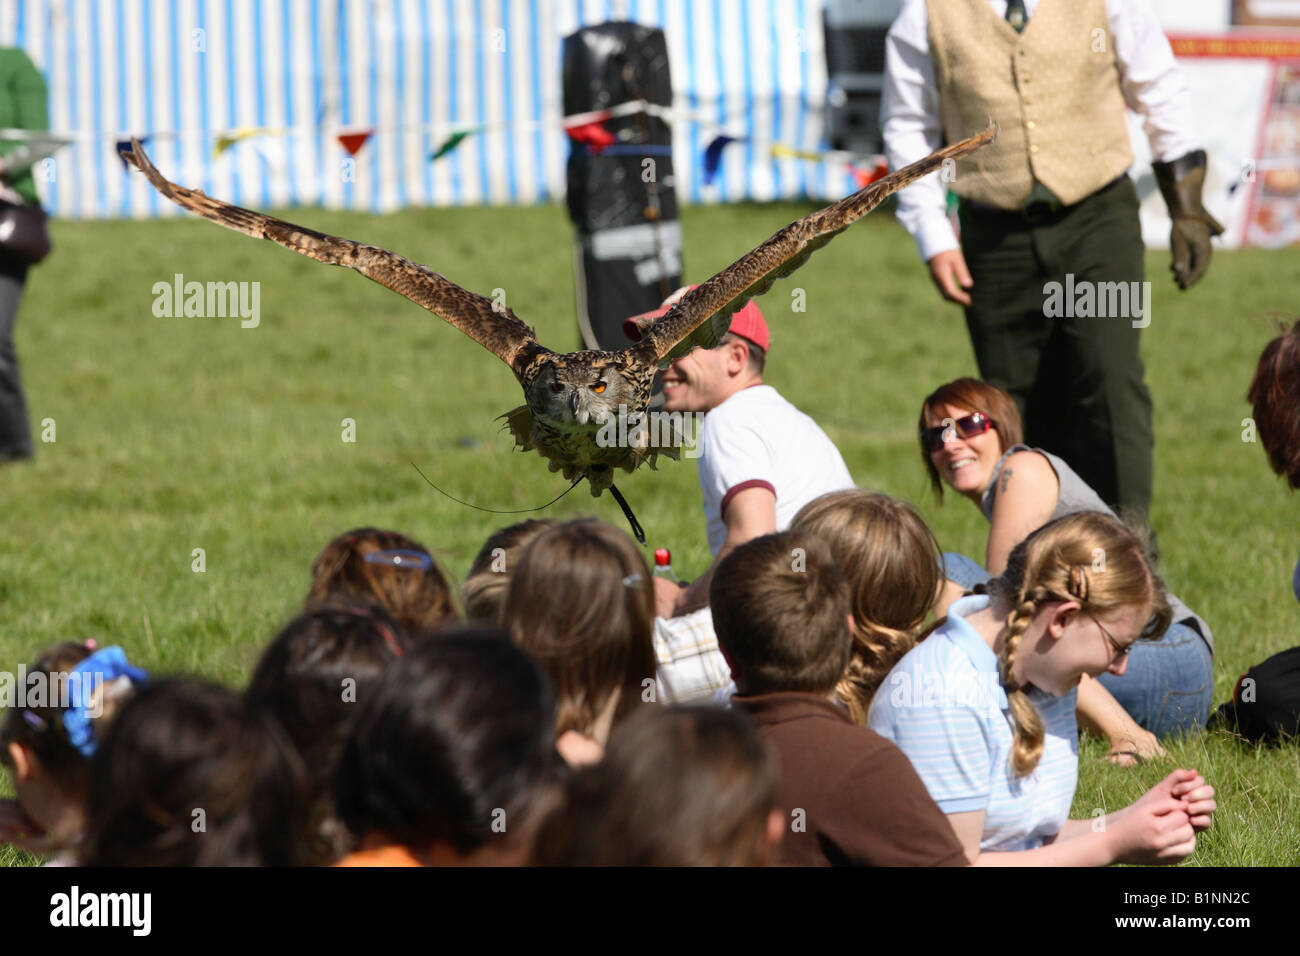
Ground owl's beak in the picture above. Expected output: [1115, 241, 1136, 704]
[569, 390, 580, 416]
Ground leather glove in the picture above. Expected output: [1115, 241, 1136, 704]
[1153, 150, 1224, 290]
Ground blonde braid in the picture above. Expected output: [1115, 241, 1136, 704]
[836, 622, 915, 725]
[996, 586, 1049, 776]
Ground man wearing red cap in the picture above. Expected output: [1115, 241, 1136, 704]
[626, 287, 854, 618]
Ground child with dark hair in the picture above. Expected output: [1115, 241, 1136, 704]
[462, 519, 554, 622]
[1248, 317, 1300, 491]
[246, 604, 408, 864]
[80, 678, 312, 867]
[333, 624, 561, 866]
[711, 531, 968, 867]
[307, 527, 458, 639]
[530, 705, 782, 866]
[500, 518, 656, 766]
[1211, 319, 1300, 743]
[0, 641, 145, 864]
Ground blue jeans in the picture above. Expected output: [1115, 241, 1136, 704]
[941, 552, 1213, 738]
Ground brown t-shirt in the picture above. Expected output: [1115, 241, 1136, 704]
[733, 692, 968, 867]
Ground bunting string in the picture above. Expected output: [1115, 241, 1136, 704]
[1, 96, 888, 186]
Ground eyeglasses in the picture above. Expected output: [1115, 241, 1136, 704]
[363, 549, 433, 570]
[921, 412, 996, 452]
[1087, 612, 1132, 664]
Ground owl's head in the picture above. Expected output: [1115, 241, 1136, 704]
[528, 357, 637, 428]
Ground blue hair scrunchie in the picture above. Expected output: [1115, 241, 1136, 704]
[61, 646, 148, 758]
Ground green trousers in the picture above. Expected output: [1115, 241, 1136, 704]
[958, 175, 1153, 521]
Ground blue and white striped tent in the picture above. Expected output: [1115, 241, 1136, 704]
[0, 0, 855, 219]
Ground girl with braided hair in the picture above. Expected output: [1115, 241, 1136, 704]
[869, 513, 1217, 864]
[790, 490, 944, 724]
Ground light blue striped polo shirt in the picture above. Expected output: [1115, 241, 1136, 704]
[867, 595, 1080, 853]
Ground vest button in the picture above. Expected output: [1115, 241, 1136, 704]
[1026, 121, 1036, 130]
[1029, 145, 1039, 154]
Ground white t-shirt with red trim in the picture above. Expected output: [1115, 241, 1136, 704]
[697, 384, 855, 554]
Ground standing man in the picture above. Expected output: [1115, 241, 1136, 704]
[882, 0, 1223, 522]
[624, 287, 855, 619]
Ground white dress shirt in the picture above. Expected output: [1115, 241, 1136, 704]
[883, 0, 1200, 261]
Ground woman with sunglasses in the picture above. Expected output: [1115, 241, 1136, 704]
[869, 512, 1216, 865]
[917, 378, 1214, 751]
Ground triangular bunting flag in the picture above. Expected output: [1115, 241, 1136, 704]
[214, 127, 260, 158]
[848, 158, 889, 189]
[430, 129, 473, 161]
[770, 143, 824, 163]
[117, 135, 147, 170]
[337, 130, 373, 156]
[566, 120, 615, 154]
[703, 135, 739, 186]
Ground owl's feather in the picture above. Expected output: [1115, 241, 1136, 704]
[120, 138, 543, 373]
[631, 124, 998, 366]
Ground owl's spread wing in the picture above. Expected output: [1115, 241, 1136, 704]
[121, 138, 543, 372]
[631, 124, 997, 366]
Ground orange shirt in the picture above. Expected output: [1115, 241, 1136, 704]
[333, 845, 423, 867]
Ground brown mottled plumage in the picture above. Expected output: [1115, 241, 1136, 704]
[121, 127, 994, 505]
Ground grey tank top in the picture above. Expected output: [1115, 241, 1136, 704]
[981, 444, 1213, 652]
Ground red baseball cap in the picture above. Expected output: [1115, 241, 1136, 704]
[622, 285, 770, 353]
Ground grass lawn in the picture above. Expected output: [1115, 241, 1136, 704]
[1, 196, 1296, 866]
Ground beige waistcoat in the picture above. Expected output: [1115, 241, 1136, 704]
[927, 0, 1134, 209]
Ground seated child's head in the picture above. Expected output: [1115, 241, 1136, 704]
[0, 641, 144, 853]
[462, 519, 554, 622]
[500, 518, 656, 744]
[1248, 317, 1300, 489]
[709, 531, 852, 698]
[530, 705, 782, 866]
[245, 603, 408, 863]
[792, 490, 943, 722]
[80, 677, 312, 866]
[333, 624, 561, 865]
[308, 527, 457, 639]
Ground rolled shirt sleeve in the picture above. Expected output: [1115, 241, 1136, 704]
[1108, 0, 1200, 162]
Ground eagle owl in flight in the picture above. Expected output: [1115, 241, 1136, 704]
[122, 127, 993, 536]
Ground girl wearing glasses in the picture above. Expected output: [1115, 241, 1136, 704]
[869, 513, 1217, 864]
[916, 378, 1214, 750]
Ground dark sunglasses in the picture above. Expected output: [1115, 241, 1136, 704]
[921, 412, 996, 452]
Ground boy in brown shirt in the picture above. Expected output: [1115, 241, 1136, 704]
[711, 531, 967, 866]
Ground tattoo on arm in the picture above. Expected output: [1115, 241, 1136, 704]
[998, 466, 1013, 495]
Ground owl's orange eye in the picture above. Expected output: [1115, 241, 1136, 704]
[591, 382, 607, 394]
